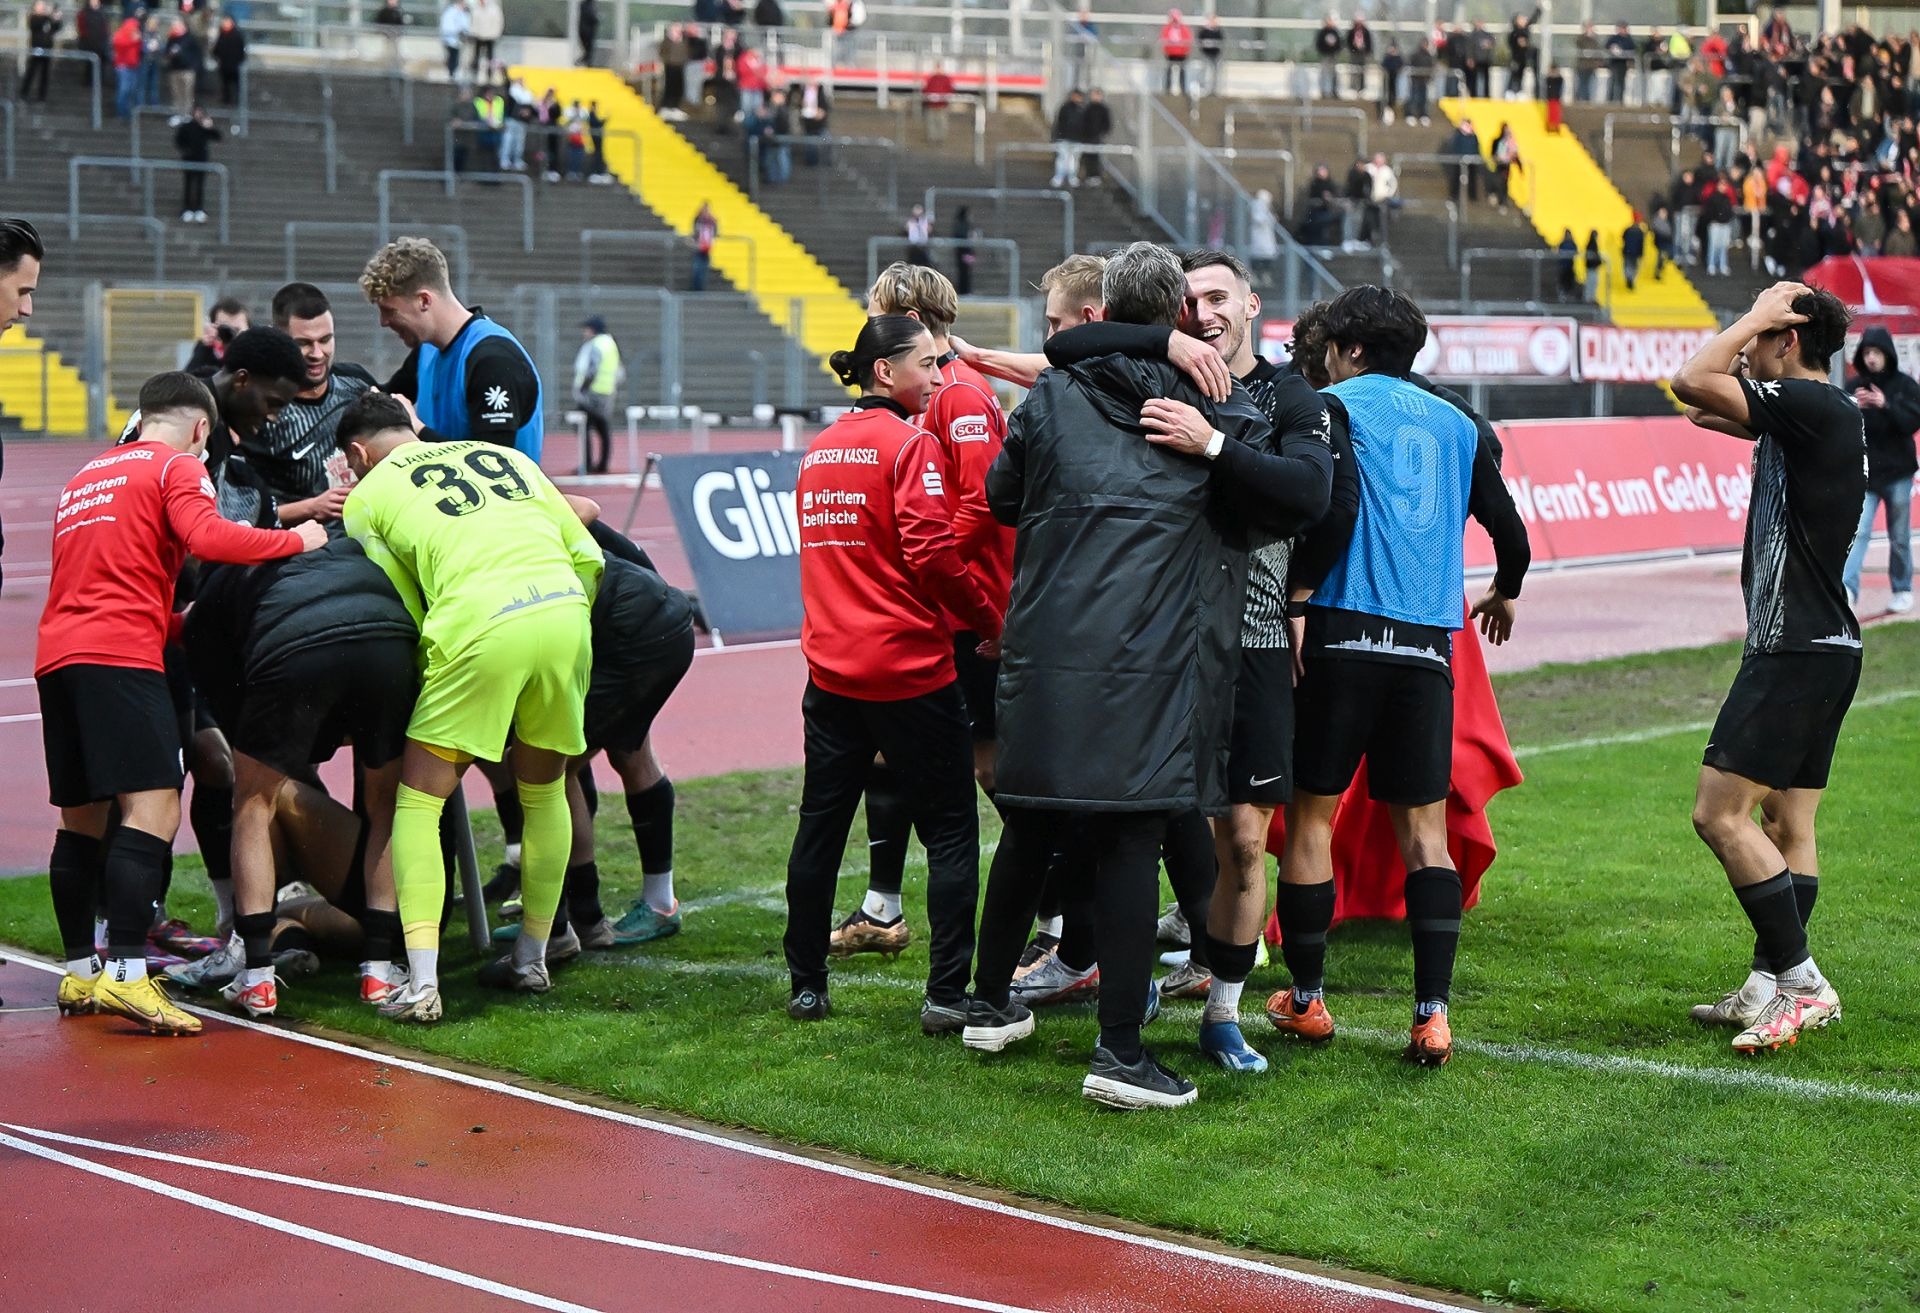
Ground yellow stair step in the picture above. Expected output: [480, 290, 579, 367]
[0, 325, 92, 435]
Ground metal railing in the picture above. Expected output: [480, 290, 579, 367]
[925, 186, 1075, 262]
[580, 229, 759, 295]
[375, 166, 535, 251]
[1, 99, 10, 180]
[127, 105, 339, 194]
[866, 235, 1022, 300]
[749, 133, 899, 208]
[68, 156, 230, 243]
[1222, 103, 1366, 159]
[1600, 111, 1750, 176]
[1215, 146, 1296, 218]
[17, 211, 168, 279]
[992, 140, 1137, 192]
[446, 119, 642, 181]
[13, 49, 101, 129]
[1458, 247, 1609, 316]
[285, 220, 471, 291]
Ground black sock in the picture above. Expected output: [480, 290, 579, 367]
[1203, 932, 1258, 985]
[234, 911, 275, 969]
[104, 827, 172, 959]
[49, 830, 105, 962]
[581, 772, 599, 818]
[862, 765, 912, 898]
[189, 784, 233, 887]
[359, 908, 401, 963]
[566, 860, 603, 926]
[1737, 869, 1810, 975]
[1274, 879, 1336, 995]
[625, 778, 675, 874]
[1405, 866, 1463, 1009]
[1162, 808, 1215, 971]
[1056, 900, 1098, 972]
[495, 788, 525, 850]
[1752, 871, 1821, 971]
[273, 923, 318, 957]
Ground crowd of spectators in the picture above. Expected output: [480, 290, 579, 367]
[17, 1, 252, 121]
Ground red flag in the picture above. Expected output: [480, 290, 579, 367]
[1265, 600, 1523, 939]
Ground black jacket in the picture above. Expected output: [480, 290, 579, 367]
[1848, 325, 1920, 482]
[175, 117, 221, 163]
[589, 521, 696, 654]
[985, 354, 1273, 814]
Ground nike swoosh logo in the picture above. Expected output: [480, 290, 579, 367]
[1249, 773, 1285, 787]
[290, 442, 317, 460]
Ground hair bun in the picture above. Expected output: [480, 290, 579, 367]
[828, 350, 859, 387]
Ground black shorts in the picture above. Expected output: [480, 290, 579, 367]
[164, 644, 220, 735]
[1706, 653, 1861, 791]
[953, 631, 999, 743]
[1229, 646, 1296, 807]
[1293, 657, 1453, 806]
[228, 637, 418, 778]
[585, 626, 696, 753]
[38, 664, 185, 808]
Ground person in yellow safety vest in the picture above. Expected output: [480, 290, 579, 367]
[573, 315, 623, 474]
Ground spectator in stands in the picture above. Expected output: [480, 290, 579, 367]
[1649, 203, 1674, 278]
[764, 90, 794, 184]
[691, 202, 717, 291]
[374, 0, 410, 69]
[1198, 11, 1225, 96]
[1489, 121, 1519, 213]
[1575, 23, 1602, 102]
[1050, 88, 1087, 189]
[1702, 174, 1738, 276]
[1315, 17, 1341, 100]
[904, 204, 934, 266]
[1082, 87, 1111, 184]
[1556, 228, 1580, 299]
[471, 82, 504, 169]
[1741, 164, 1768, 269]
[1886, 208, 1917, 258]
[742, 95, 771, 177]
[753, 0, 784, 24]
[187, 298, 250, 373]
[1406, 37, 1434, 124]
[1844, 327, 1920, 612]
[500, 77, 533, 172]
[1161, 8, 1193, 96]
[1443, 117, 1481, 202]
[563, 100, 590, 181]
[588, 99, 611, 181]
[923, 63, 955, 143]
[1347, 15, 1372, 97]
[952, 207, 977, 296]
[797, 78, 830, 164]
[537, 86, 564, 177]
[1378, 39, 1402, 124]
[211, 16, 245, 107]
[439, 0, 469, 82]
[1441, 22, 1468, 97]
[579, 0, 601, 66]
[1618, 217, 1646, 291]
[1247, 189, 1279, 280]
[1504, 9, 1539, 99]
[710, 30, 741, 129]
[173, 103, 220, 225]
[1298, 167, 1340, 246]
[468, 0, 503, 79]
[1358, 151, 1396, 244]
[1469, 21, 1496, 96]
[22, 3, 62, 104]
[1668, 168, 1698, 266]
[657, 25, 690, 120]
[1582, 229, 1604, 302]
[162, 17, 199, 115]
[1068, 6, 1097, 86]
[736, 41, 768, 120]
[139, 11, 165, 108]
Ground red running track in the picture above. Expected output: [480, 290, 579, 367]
[0, 952, 1465, 1313]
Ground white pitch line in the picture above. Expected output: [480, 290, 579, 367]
[0, 1130, 605, 1312]
[690, 637, 801, 658]
[1514, 688, 1920, 759]
[0, 951, 1457, 1313]
[0, 678, 36, 688]
[0, 1123, 1049, 1313]
[0, 713, 41, 725]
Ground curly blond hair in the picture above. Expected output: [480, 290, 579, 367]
[866, 261, 959, 336]
[359, 238, 451, 301]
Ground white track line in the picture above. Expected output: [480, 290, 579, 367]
[0, 950, 1458, 1312]
[0, 1123, 1048, 1313]
[0, 678, 36, 689]
[0, 713, 41, 725]
[690, 637, 800, 658]
[0, 1130, 605, 1312]
[1514, 688, 1920, 759]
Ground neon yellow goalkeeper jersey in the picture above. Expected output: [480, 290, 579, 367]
[343, 440, 603, 653]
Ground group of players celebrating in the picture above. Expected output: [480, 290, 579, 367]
[15, 212, 1870, 1109]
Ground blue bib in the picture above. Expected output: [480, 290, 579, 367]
[416, 315, 545, 462]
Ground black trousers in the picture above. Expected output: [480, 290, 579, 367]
[182, 170, 205, 213]
[784, 680, 979, 1005]
[22, 53, 51, 100]
[975, 807, 1169, 1055]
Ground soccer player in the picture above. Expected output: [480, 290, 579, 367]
[37, 372, 325, 1034]
[1272, 286, 1527, 1068]
[1670, 282, 1862, 1054]
[833, 263, 1009, 960]
[334, 392, 602, 1023]
[175, 535, 419, 1015]
[785, 315, 1002, 1030]
[360, 237, 545, 461]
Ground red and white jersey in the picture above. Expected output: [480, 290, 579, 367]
[36, 439, 304, 676]
[921, 354, 1015, 615]
[797, 399, 1002, 701]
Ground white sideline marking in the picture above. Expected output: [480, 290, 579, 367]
[0, 678, 36, 689]
[1514, 688, 1920, 759]
[690, 637, 800, 658]
[0, 713, 41, 725]
[0, 1130, 605, 1312]
[0, 1124, 1048, 1313]
[0, 951, 1457, 1312]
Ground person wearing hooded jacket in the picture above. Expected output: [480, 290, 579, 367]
[1842, 326, 1920, 611]
[959, 243, 1299, 1110]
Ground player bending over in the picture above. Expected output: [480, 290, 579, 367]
[335, 393, 603, 1024]
[1671, 282, 1863, 1055]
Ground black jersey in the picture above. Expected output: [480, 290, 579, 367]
[1736, 375, 1866, 657]
[243, 365, 377, 505]
[1241, 358, 1330, 649]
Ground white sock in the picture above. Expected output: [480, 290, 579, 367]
[643, 870, 676, 913]
[108, 955, 147, 983]
[1740, 968, 1776, 997]
[1038, 915, 1063, 938]
[93, 917, 108, 950]
[242, 965, 274, 988]
[211, 877, 235, 929]
[362, 960, 395, 984]
[504, 842, 522, 868]
[511, 932, 546, 970]
[1203, 977, 1245, 1024]
[1776, 957, 1827, 991]
[863, 889, 903, 921]
[405, 947, 439, 992]
[66, 954, 102, 980]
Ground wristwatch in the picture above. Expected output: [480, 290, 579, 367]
[1203, 428, 1227, 459]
